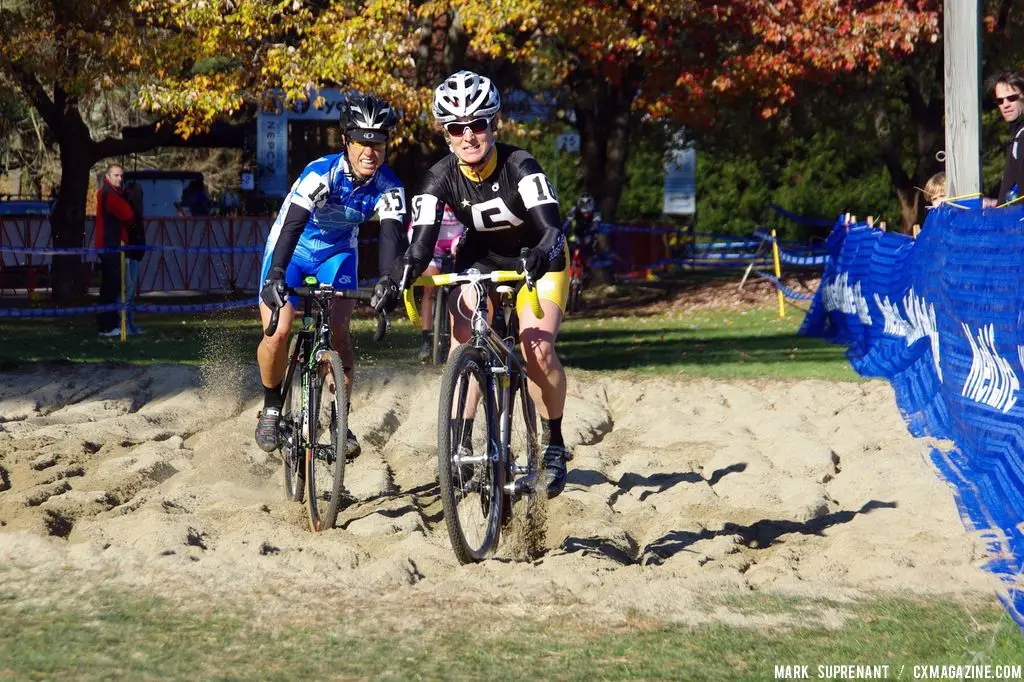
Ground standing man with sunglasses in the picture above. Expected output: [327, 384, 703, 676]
[992, 71, 1024, 205]
[255, 94, 407, 456]
[378, 70, 573, 498]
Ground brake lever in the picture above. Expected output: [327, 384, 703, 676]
[373, 313, 390, 342]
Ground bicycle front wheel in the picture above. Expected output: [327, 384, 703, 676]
[568, 274, 584, 314]
[431, 287, 451, 365]
[306, 349, 348, 531]
[281, 336, 305, 503]
[437, 344, 504, 563]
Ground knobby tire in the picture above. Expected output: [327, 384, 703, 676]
[437, 344, 504, 563]
[281, 336, 306, 503]
[431, 287, 450, 365]
[306, 349, 348, 531]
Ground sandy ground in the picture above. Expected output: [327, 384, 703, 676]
[0, 362, 999, 627]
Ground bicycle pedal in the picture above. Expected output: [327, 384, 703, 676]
[510, 473, 537, 496]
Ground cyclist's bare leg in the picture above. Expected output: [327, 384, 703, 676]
[330, 298, 361, 456]
[329, 298, 357, 394]
[448, 283, 493, 422]
[518, 299, 566, 420]
[257, 301, 296, 388]
[419, 262, 441, 331]
[520, 299, 569, 495]
[255, 301, 296, 450]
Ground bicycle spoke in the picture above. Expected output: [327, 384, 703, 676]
[437, 345, 503, 563]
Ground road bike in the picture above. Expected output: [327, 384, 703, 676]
[403, 263, 545, 563]
[265, 276, 389, 531]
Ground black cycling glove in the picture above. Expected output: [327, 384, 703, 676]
[370, 276, 400, 314]
[401, 253, 428, 290]
[260, 267, 287, 311]
[518, 247, 549, 281]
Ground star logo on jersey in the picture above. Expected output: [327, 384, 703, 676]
[461, 198, 471, 207]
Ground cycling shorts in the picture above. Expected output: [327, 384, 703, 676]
[454, 246, 569, 315]
[259, 244, 358, 307]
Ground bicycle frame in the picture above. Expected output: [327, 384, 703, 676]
[405, 270, 543, 496]
[266, 277, 382, 529]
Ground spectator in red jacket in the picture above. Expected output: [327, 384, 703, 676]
[95, 164, 135, 336]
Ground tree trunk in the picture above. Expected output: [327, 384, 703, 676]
[572, 65, 642, 282]
[573, 67, 642, 222]
[49, 118, 95, 303]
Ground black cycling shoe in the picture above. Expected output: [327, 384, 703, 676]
[255, 407, 282, 453]
[345, 428, 362, 460]
[541, 444, 571, 499]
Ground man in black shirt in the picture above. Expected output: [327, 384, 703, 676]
[382, 71, 572, 498]
[993, 70, 1024, 205]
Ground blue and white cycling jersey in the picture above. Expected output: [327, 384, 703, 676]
[264, 153, 406, 266]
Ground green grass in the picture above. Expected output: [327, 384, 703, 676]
[559, 308, 857, 380]
[0, 302, 857, 381]
[0, 586, 1020, 681]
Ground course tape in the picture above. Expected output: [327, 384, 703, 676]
[769, 203, 835, 227]
[0, 299, 256, 317]
[0, 239, 379, 256]
[751, 270, 816, 300]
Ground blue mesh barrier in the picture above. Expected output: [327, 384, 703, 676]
[800, 202, 1024, 626]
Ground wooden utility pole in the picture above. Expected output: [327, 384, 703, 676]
[944, 0, 982, 198]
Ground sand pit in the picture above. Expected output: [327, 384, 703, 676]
[0, 363, 997, 626]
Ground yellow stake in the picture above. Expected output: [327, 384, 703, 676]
[120, 241, 127, 343]
[771, 229, 785, 319]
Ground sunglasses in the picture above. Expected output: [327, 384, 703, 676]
[350, 139, 386, 152]
[996, 94, 1022, 105]
[444, 118, 491, 137]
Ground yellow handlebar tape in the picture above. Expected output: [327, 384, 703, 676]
[520, 284, 544, 319]
[403, 288, 421, 328]
[403, 271, 544, 325]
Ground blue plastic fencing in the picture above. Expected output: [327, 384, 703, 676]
[800, 202, 1024, 626]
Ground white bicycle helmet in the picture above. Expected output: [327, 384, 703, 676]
[432, 71, 501, 124]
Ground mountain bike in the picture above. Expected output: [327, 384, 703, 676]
[265, 276, 389, 532]
[403, 260, 545, 563]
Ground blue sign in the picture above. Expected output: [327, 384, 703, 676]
[256, 88, 346, 197]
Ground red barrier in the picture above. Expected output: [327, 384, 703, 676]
[1, 216, 273, 294]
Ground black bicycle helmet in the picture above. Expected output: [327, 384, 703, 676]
[577, 193, 596, 215]
[340, 94, 397, 143]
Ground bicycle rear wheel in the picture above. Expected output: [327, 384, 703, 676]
[281, 336, 305, 503]
[437, 344, 504, 563]
[505, 371, 540, 516]
[306, 349, 348, 531]
[431, 287, 451, 365]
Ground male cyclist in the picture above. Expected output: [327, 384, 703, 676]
[563, 193, 601, 245]
[408, 203, 465, 362]
[255, 94, 407, 456]
[376, 70, 572, 498]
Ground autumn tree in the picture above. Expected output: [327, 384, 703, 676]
[0, 0, 254, 301]
[417, 0, 942, 222]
